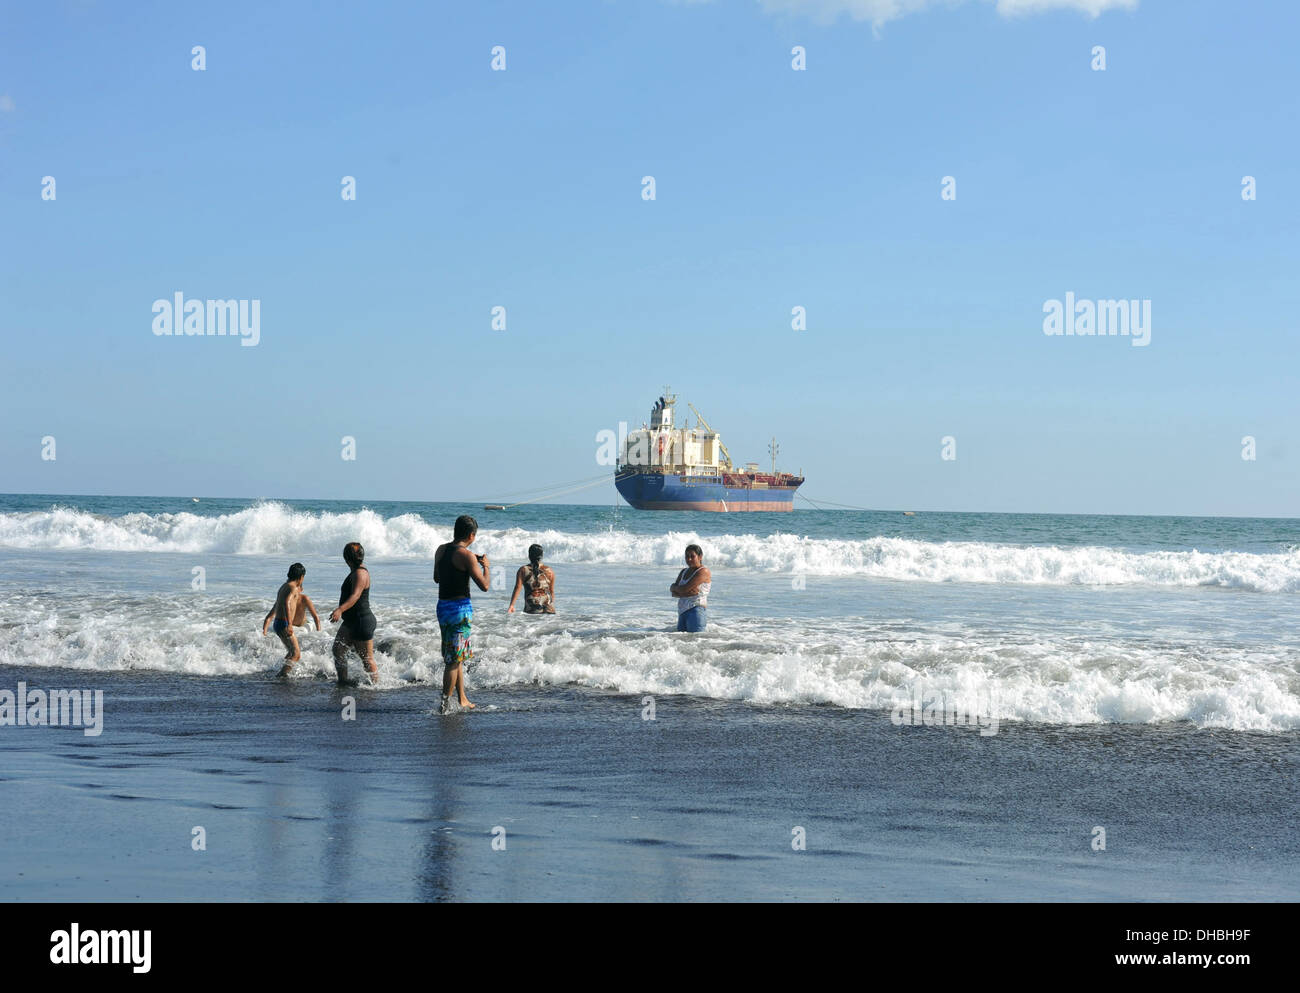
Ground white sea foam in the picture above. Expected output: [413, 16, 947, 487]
[1, 505, 1297, 592]
[2, 594, 1297, 731]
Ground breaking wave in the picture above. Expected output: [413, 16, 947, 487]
[1, 505, 1296, 592]
[2, 594, 1297, 731]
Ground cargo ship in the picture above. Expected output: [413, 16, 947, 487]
[614, 392, 804, 512]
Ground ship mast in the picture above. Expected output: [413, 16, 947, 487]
[651, 387, 678, 432]
[769, 437, 779, 475]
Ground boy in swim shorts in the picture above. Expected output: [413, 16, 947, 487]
[262, 562, 320, 676]
[433, 515, 490, 714]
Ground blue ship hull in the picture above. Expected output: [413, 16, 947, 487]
[614, 471, 799, 511]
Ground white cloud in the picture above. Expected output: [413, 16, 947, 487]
[755, 0, 1136, 27]
[0, 95, 15, 113]
[994, 0, 1136, 15]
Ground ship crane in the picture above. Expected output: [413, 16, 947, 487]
[687, 403, 734, 470]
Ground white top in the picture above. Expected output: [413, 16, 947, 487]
[675, 567, 710, 613]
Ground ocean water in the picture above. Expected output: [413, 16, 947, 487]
[2, 494, 1297, 732]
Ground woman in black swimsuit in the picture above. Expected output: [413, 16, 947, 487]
[329, 541, 379, 686]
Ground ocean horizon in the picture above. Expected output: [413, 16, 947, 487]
[7, 491, 1296, 520]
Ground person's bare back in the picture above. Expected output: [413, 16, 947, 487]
[262, 563, 317, 676]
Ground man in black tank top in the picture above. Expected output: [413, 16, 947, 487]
[433, 515, 490, 713]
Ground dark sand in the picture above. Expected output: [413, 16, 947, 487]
[1, 667, 1296, 901]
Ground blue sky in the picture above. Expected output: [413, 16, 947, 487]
[2, 0, 1296, 516]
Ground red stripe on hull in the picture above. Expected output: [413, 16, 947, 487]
[633, 501, 794, 512]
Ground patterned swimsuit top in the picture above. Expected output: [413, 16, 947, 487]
[676, 567, 710, 612]
[524, 565, 553, 612]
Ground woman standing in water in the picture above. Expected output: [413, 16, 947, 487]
[507, 543, 556, 614]
[330, 541, 379, 686]
[670, 543, 710, 632]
